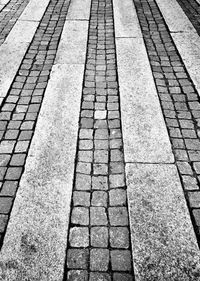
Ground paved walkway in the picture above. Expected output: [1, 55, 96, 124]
[0, 0, 200, 280]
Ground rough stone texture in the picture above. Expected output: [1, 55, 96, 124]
[113, 0, 142, 38]
[126, 163, 200, 280]
[0, 64, 83, 279]
[116, 37, 174, 163]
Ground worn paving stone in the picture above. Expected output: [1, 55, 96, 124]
[65, 0, 134, 278]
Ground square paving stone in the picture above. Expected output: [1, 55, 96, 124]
[69, 227, 89, 247]
[91, 226, 108, 247]
[108, 207, 128, 226]
[0, 181, 18, 196]
[92, 176, 108, 190]
[67, 270, 88, 281]
[110, 227, 129, 248]
[71, 207, 89, 225]
[75, 174, 91, 190]
[93, 164, 108, 175]
[111, 250, 132, 271]
[5, 167, 22, 180]
[91, 191, 107, 207]
[10, 154, 26, 166]
[109, 174, 125, 188]
[90, 207, 108, 225]
[67, 249, 89, 269]
[90, 248, 109, 271]
[109, 189, 126, 206]
[0, 197, 13, 214]
[73, 191, 90, 206]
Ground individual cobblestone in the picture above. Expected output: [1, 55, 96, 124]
[133, 0, 200, 245]
[64, 0, 134, 278]
[0, 0, 71, 246]
[0, 0, 30, 46]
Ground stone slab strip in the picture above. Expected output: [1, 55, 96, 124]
[0, 64, 83, 280]
[19, 0, 50, 21]
[67, 0, 91, 20]
[126, 163, 200, 280]
[113, 0, 142, 38]
[116, 37, 174, 163]
[0, 0, 51, 106]
[55, 21, 89, 64]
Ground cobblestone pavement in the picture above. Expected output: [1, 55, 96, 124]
[64, 0, 134, 279]
[1, 0, 200, 279]
[0, 0, 70, 246]
[0, 0, 30, 45]
[133, 0, 200, 245]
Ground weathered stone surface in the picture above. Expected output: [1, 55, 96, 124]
[126, 163, 200, 280]
[67, 0, 91, 20]
[116, 38, 174, 163]
[113, 0, 142, 38]
[55, 21, 88, 64]
[0, 64, 84, 280]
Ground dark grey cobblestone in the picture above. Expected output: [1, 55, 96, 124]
[0, 0, 30, 46]
[0, 0, 71, 246]
[64, 0, 134, 279]
[133, 0, 200, 246]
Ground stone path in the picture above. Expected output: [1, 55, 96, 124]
[0, 0, 200, 280]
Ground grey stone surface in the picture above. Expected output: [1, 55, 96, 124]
[55, 21, 88, 64]
[126, 163, 200, 280]
[67, 0, 91, 19]
[116, 38, 174, 163]
[19, 0, 50, 21]
[0, 64, 84, 280]
[113, 0, 142, 38]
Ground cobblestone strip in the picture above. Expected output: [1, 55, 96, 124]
[64, 0, 135, 280]
[175, 0, 200, 35]
[133, 0, 200, 245]
[0, 0, 30, 45]
[0, 0, 71, 247]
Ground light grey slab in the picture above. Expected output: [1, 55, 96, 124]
[67, 0, 91, 19]
[116, 38, 174, 163]
[19, 0, 50, 21]
[0, 64, 83, 281]
[126, 163, 200, 281]
[156, 0, 195, 32]
[5, 20, 38, 44]
[0, 0, 9, 4]
[55, 21, 88, 64]
[113, 0, 142, 38]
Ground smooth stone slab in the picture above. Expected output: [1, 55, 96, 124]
[155, 0, 195, 32]
[0, 42, 28, 101]
[67, 0, 91, 19]
[116, 38, 173, 163]
[0, 0, 9, 4]
[171, 32, 200, 96]
[126, 163, 200, 280]
[113, 0, 142, 38]
[0, 64, 83, 281]
[20, 0, 50, 21]
[5, 20, 38, 44]
[55, 21, 88, 64]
